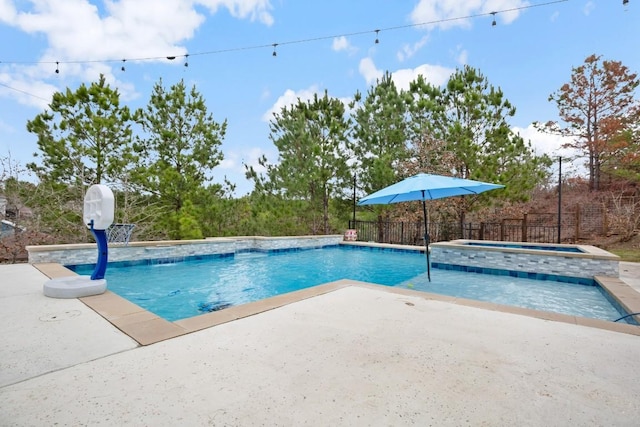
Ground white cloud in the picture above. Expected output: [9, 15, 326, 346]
[0, 0, 17, 24]
[339, 96, 354, 113]
[513, 124, 570, 157]
[199, 0, 274, 26]
[216, 146, 275, 195]
[359, 57, 454, 90]
[219, 156, 237, 170]
[220, 146, 271, 174]
[7, 0, 200, 62]
[453, 46, 468, 65]
[262, 86, 354, 123]
[0, 72, 56, 110]
[262, 85, 319, 122]
[0, 0, 274, 106]
[393, 64, 453, 91]
[332, 36, 349, 51]
[242, 147, 271, 174]
[512, 124, 585, 175]
[3, 0, 272, 63]
[583, 1, 595, 16]
[409, 0, 528, 30]
[359, 58, 383, 86]
[332, 36, 357, 54]
[397, 35, 429, 62]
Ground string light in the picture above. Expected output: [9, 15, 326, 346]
[623, 0, 629, 5]
[491, 12, 497, 26]
[184, 54, 189, 67]
[121, 59, 126, 71]
[2, 0, 568, 70]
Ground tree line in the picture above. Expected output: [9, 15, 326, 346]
[2, 54, 639, 245]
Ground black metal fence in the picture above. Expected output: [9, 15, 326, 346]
[347, 219, 559, 245]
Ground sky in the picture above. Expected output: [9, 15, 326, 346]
[0, 0, 639, 196]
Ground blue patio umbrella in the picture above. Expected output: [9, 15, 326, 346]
[358, 173, 504, 281]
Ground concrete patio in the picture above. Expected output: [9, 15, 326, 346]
[1, 262, 639, 426]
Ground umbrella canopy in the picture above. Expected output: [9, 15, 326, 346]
[357, 173, 504, 281]
[358, 173, 504, 205]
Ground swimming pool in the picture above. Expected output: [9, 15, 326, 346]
[69, 245, 630, 323]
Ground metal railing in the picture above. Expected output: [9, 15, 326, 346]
[348, 220, 560, 244]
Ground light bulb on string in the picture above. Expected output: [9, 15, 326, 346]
[4, 1, 567, 72]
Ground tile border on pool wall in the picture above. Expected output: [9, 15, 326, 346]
[27, 235, 345, 266]
[431, 262, 596, 286]
[66, 245, 343, 270]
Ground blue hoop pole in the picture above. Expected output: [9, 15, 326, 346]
[89, 220, 109, 280]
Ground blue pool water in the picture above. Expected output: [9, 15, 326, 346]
[69, 246, 626, 322]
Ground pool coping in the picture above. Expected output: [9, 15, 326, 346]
[33, 261, 640, 346]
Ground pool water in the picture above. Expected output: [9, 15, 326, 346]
[70, 246, 626, 322]
[399, 272, 620, 321]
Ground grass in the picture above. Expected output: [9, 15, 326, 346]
[609, 249, 640, 263]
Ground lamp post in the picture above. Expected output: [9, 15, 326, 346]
[557, 157, 562, 244]
[352, 173, 357, 224]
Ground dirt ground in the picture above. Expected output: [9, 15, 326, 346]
[584, 233, 640, 262]
[587, 233, 639, 250]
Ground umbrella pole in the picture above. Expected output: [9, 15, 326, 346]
[421, 196, 431, 282]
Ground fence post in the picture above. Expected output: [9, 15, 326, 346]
[479, 222, 485, 240]
[602, 203, 608, 236]
[522, 213, 528, 242]
[575, 204, 581, 241]
[500, 219, 506, 241]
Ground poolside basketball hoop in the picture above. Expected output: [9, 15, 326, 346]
[43, 185, 114, 298]
[106, 223, 136, 245]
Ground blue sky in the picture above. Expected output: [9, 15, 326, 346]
[0, 0, 638, 196]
